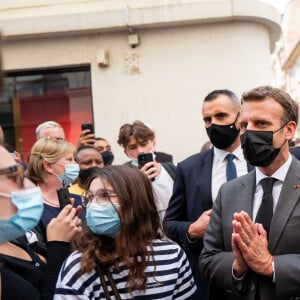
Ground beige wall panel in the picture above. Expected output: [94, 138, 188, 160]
[1, 20, 274, 163]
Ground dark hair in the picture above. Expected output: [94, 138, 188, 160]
[72, 165, 162, 293]
[75, 145, 100, 163]
[242, 86, 298, 125]
[204, 89, 240, 110]
[77, 145, 97, 152]
[117, 120, 155, 148]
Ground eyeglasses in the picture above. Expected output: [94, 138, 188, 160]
[0, 164, 24, 187]
[81, 189, 118, 207]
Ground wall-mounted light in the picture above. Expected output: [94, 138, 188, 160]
[128, 33, 139, 48]
[97, 49, 109, 67]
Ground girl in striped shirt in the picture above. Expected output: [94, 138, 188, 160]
[54, 165, 196, 299]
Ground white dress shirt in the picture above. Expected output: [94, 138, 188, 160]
[211, 146, 248, 201]
[253, 153, 292, 220]
[152, 165, 174, 223]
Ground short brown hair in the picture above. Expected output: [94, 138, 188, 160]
[117, 120, 155, 148]
[242, 86, 298, 126]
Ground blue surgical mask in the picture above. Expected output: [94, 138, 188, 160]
[130, 152, 156, 168]
[130, 158, 138, 167]
[57, 163, 79, 186]
[101, 151, 114, 166]
[86, 202, 121, 237]
[0, 187, 44, 244]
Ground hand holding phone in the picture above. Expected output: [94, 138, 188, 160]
[79, 123, 95, 146]
[57, 181, 71, 210]
[81, 123, 94, 134]
[138, 153, 156, 181]
[138, 153, 154, 169]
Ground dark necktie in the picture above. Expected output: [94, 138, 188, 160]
[225, 153, 237, 181]
[255, 177, 276, 236]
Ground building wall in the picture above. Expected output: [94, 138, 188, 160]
[282, 0, 300, 101]
[0, 0, 281, 163]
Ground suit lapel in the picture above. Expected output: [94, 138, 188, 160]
[269, 158, 300, 252]
[239, 171, 256, 217]
[199, 149, 214, 206]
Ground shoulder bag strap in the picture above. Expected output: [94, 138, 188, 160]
[106, 271, 121, 300]
[96, 265, 121, 300]
[96, 265, 111, 300]
[162, 162, 176, 180]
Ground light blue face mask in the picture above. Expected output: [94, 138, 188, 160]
[130, 158, 138, 167]
[0, 187, 44, 244]
[130, 152, 156, 167]
[86, 202, 121, 237]
[57, 163, 79, 186]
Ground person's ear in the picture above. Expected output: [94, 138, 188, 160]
[285, 121, 297, 141]
[43, 160, 55, 174]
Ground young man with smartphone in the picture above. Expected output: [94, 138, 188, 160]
[117, 120, 175, 223]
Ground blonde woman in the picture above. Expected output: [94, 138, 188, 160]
[27, 136, 82, 237]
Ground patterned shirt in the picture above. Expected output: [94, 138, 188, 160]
[54, 239, 196, 299]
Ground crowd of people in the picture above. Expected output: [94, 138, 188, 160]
[2, 48, 300, 300]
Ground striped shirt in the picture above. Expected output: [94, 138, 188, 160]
[54, 239, 196, 299]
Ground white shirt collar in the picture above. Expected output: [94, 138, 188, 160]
[255, 153, 292, 185]
[213, 146, 244, 162]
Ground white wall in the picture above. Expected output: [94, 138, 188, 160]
[0, 0, 281, 163]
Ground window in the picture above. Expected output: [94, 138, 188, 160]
[0, 65, 93, 161]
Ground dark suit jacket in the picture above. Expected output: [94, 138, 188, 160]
[289, 146, 300, 160]
[163, 148, 252, 300]
[163, 149, 213, 300]
[154, 151, 173, 163]
[200, 157, 300, 300]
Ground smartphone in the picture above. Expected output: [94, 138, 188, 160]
[57, 186, 71, 210]
[81, 123, 94, 134]
[138, 153, 154, 169]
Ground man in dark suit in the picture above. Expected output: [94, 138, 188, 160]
[289, 146, 300, 160]
[163, 89, 252, 300]
[200, 86, 300, 299]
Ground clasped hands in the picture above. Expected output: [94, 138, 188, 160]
[232, 211, 273, 278]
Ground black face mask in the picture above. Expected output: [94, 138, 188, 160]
[206, 115, 240, 149]
[78, 166, 101, 187]
[101, 151, 114, 166]
[240, 128, 286, 167]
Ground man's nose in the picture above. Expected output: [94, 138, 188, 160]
[137, 146, 146, 153]
[91, 161, 98, 167]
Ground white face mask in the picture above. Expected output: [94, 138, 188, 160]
[0, 187, 44, 244]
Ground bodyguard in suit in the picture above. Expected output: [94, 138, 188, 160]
[163, 89, 251, 300]
[200, 86, 300, 300]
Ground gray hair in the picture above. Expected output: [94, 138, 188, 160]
[35, 121, 63, 140]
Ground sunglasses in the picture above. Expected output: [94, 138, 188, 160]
[0, 164, 24, 187]
[81, 189, 118, 207]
